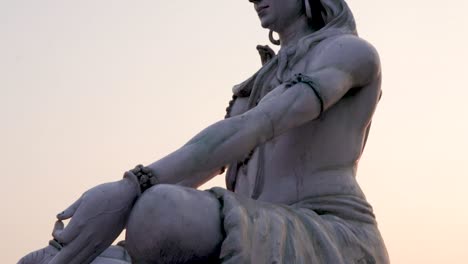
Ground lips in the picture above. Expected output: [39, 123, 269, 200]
[256, 5, 269, 14]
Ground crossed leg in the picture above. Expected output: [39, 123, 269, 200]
[19, 244, 132, 264]
[125, 184, 224, 264]
[19, 184, 223, 264]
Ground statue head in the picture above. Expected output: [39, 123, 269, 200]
[249, 0, 325, 33]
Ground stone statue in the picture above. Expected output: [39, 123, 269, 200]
[19, 0, 390, 263]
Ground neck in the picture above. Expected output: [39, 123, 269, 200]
[277, 16, 314, 48]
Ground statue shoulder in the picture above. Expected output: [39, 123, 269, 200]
[305, 35, 381, 87]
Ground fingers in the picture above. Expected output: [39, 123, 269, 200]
[57, 198, 82, 220]
[62, 239, 102, 264]
[76, 243, 104, 264]
[52, 198, 83, 244]
[52, 219, 81, 245]
[49, 235, 90, 264]
[52, 220, 64, 236]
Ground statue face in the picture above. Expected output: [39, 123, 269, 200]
[249, 0, 305, 32]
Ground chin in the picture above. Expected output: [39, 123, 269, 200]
[259, 16, 274, 30]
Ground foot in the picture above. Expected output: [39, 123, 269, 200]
[18, 244, 58, 264]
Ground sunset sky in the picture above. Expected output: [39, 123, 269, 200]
[1, 0, 467, 263]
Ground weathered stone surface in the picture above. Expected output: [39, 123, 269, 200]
[19, 1, 389, 263]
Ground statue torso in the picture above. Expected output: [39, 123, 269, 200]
[228, 38, 382, 205]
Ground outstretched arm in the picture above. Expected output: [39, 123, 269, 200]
[145, 35, 381, 188]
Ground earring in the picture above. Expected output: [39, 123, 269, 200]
[304, 0, 312, 19]
[269, 30, 281, 46]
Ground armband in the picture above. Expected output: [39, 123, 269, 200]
[285, 73, 324, 116]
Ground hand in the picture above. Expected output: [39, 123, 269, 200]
[49, 174, 140, 264]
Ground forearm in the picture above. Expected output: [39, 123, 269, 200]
[144, 115, 267, 188]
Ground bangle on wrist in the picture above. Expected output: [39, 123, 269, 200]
[128, 164, 159, 193]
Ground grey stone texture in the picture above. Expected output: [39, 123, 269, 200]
[19, 0, 389, 263]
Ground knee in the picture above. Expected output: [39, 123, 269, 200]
[126, 185, 185, 258]
[125, 184, 223, 263]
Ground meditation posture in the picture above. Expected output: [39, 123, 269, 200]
[20, 0, 389, 263]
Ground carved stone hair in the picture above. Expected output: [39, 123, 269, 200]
[306, 0, 326, 30]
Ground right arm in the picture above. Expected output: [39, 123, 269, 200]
[145, 35, 381, 189]
[145, 111, 273, 188]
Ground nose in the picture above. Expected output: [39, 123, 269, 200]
[249, 0, 260, 3]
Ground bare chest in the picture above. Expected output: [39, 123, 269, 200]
[231, 84, 378, 203]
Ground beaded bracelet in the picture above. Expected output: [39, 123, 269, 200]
[225, 94, 238, 119]
[130, 164, 159, 193]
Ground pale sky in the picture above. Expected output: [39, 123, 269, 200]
[1, 0, 467, 263]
